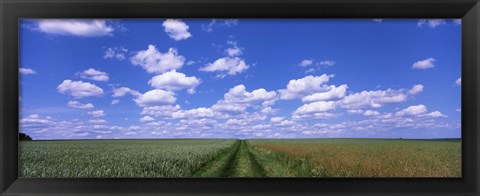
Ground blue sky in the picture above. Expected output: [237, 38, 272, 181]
[19, 19, 461, 140]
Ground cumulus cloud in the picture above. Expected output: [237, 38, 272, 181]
[294, 101, 336, 115]
[302, 84, 347, 102]
[20, 114, 52, 124]
[226, 42, 243, 57]
[199, 41, 250, 78]
[395, 105, 427, 116]
[57, 80, 104, 98]
[79, 68, 109, 81]
[162, 19, 192, 41]
[363, 110, 380, 116]
[453, 19, 461, 25]
[338, 87, 410, 109]
[318, 60, 335, 66]
[412, 57, 436, 69]
[172, 107, 217, 119]
[89, 119, 106, 124]
[417, 19, 446, 28]
[395, 104, 446, 118]
[210, 84, 277, 115]
[148, 70, 201, 93]
[104, 47, 128, 60]
[425, 111, 447, 118]
[141, 105, 181, 117]
[222, 85, 277, 105]
[199, 57, 249, 78]
[19, 68, 37, 75]
[131, 45, 186, 74]
[112, 87, 140, 97]
[88, 110, 106, 117]
[134, 89, 176, 107]
[279, 74, 334, 100]
[67, 101, 94, 109]
[202, 19, 239, 32]
[347, 109, 364, 114]
[270, 116, 284, 123]
[111, 99, 120, 105]
[35, 19, 114, 37]
[140, 116, 155, 123]
[408, 84, 424, 95]
[456, 77, 461, 86]
[299, 59, 313, 67]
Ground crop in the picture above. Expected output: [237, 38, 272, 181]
[249, 138, 461, 177]
[19, 139, 236, 177]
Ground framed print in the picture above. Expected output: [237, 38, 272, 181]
[1, 0, 479, 195]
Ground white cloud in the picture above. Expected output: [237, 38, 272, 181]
[338, 87, 412, 109]
[292, 112, 336, 120]
[302, 84, 347, 102]
[347, 109, 364, 114]
[202, 19, 239, 32]
[373, 19, 383, 23]
[89, 119, 106, 124]
[417, 19, 446, 28]
[19, 68, 37, 75]
[172, 107, 217, 119]
[270, 116, 284, 123]
[395, 105, 427, 116]
[199, 57, 249, 78]
[104, 47, 128, 60]
[140, 116, 155, 123]
[453, 19, 461, 25]
[211, 102, 247, 114]
[456, 77, 461, 86]
[57, 80, 104, 98]
[456, 108, 461, 112]
[222, 84, 277, 105]
[294, 101, 336, 115]
[131, 45, 186, 74]
[395, 104, 446, 118]
[112, 87, 140, 97]
[20, 114, 52, 124]
[363, 110, 380, 116]
[299, 59, 313, 67]
[148, 70, 201, 93]
[79, 68, 109, 81]
[425, 111, 447, 118]
[226, 41, 243, 57]
[88, 110, 106, 117]
[279, 74, 334, 100]
[35, 19, 114, 37]
[134, 89, 176, 107]
[261, 106, 276, 114]
[162, 19, 192, 41]
[67, 101, 94, 109]
[111, 99, 120, 105]
[318, 60, 335, 66]
[408, 84, 424, 95]
[412, 57, 435, 69]
[141, 105, 181, 117]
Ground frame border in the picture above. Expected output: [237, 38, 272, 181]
[1, 0, 479, 195]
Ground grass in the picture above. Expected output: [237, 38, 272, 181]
[19, 138, 461, 178]
[20, 139, 236, 177]
[249, 138, 461, 177]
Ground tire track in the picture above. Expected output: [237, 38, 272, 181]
[193, 140, 267, 177]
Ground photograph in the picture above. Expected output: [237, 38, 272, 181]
[18, 18, 461, 178]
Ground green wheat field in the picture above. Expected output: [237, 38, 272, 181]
[19, 138, 461, 178]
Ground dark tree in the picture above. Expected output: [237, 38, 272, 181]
[19, 132, 32, 141]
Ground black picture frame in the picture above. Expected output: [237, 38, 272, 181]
[1, 0, 479, 195]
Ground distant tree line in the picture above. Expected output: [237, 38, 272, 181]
[19, 132, 32, 141]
